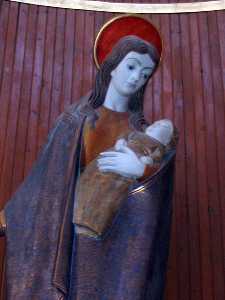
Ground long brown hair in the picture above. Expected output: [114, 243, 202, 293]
[88, 35, 160, 129]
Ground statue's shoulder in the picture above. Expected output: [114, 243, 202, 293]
[59, 92, 98, 125]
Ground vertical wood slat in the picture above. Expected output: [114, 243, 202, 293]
[11, 4, 38, 190]
[0, 2, 19, 202]
[81, 11, 95, 96]
[180, 13, 202, 300]
[207, 11, 225, 300]
[60, 9, 75, 111]
[37, 7, 56, 153]
[0, 2, 9, 93]
[0, 3, 10, 299]
[198, 11, 224, 300]
[72, 10, 85, 102]
[216, 12, 225, 295]
[0, 2, 225, 300]
[191, 12, 213, 300]
[1, 2, 28, 204]
[48, 8, 65, 128]
[24, 5, 48, 175]
[162, 13, 178, 300]
[170, 13, 190, 300]
[151, 13, 163, 121]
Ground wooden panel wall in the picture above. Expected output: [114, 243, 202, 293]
[0, 1, 224, 299]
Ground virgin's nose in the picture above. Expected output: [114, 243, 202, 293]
[130, 70, 140, 83]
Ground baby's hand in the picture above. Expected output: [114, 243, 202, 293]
[115, 138, 127, 151]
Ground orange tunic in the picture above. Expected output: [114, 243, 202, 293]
[82, 105, 156, 180]
[83, 106, 130, 166]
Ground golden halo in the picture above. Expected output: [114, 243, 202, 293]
[93, 14, 163, 69]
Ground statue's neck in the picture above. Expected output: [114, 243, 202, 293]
[103, 82, 130, 112]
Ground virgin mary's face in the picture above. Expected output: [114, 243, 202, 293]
[110, 51, 155, 96]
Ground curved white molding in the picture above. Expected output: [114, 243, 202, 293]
[9, 0, 225, 14]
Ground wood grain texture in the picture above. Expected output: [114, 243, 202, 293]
[0, 1, 225, 299]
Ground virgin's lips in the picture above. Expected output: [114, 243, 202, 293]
[126, 82, 137, 89]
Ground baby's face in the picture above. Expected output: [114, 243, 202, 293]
[145, 119, 173, 146]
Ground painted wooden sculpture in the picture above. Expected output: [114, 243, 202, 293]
[0, 15, 177, 300]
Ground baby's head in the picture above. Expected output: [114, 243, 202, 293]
[145, 119, 173, 146]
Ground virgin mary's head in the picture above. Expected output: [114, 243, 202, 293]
[89, 35, 160, 114]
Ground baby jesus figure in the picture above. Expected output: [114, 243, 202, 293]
[73, 119, 174, 238]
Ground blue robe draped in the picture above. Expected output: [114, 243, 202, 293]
[4, 101, 175, 300]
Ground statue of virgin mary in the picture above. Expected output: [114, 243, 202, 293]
[1, 15, 177, 300]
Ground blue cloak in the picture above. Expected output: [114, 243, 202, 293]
[4, 102, 175, 300]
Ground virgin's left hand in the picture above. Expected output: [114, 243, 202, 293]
[97, 145, 145, 179]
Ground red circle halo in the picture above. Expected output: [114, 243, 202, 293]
[94, 14, 163, 69]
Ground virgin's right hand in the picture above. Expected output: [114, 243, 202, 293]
[97, 145, 146, 179]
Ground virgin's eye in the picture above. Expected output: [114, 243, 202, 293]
[142, 73, 149, 80]
[127, 64, 135, 70]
